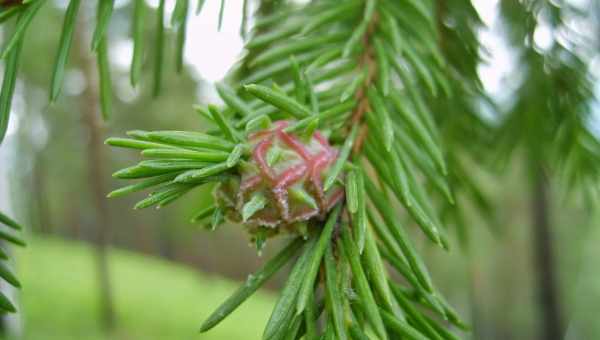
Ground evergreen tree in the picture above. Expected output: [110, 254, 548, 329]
[0, 0, 598, 339]
[494, 2, 598, 339]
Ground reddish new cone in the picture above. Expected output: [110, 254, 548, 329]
[215, 121, 344, 238]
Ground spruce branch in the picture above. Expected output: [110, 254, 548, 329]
[0, 210, 26, 312]
[98, 0, 475, 338]
[0, 0, 594, 336]
[0, 8, 28, 313]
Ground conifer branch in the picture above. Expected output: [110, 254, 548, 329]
[102, 0, 466, 337]
[0, 0, 596, 336]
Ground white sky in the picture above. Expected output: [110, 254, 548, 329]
[183, 0, 246, 82]
[141, 0, 246, 83]
[472, 0, 515, 99]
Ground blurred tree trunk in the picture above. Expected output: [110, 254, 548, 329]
[77, 23, 115, 331]
[155, 214, 175, 260]
[31, 155, 52, 234]
[530, 167, 563, 340]
[467, 260, 486, 340]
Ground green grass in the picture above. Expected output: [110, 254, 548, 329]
[11, 236, 276, 340]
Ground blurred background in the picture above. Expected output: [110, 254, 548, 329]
[0, 0, 599, 339]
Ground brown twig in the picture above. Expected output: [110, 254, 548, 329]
[349, 14, 379, 155]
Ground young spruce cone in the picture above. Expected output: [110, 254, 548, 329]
[215, 121, 344, 239]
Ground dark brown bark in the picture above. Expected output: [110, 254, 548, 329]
[77, 24, 115, 331]
[530, 169, 563, 340]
